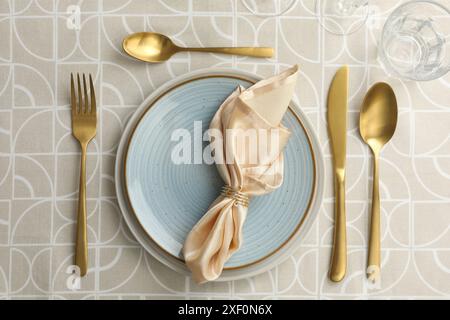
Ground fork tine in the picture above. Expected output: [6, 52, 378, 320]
[70, 73, 76, 115]
[77, 73, 83, 114]
[83, 74, 88, 114]
[89, 74, 96, 115]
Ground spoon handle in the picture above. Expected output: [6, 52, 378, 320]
[179, 46, 274, 58]
[367, 153, 381, 283]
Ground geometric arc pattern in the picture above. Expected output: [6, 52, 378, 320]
[0, 0, 449, 299]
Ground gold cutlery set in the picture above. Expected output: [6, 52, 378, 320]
[69, 34, 397, 283]
[327, 66, 398, 283]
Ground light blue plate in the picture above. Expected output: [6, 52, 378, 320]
[125, 76, 315, 269]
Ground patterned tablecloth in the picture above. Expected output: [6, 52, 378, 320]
[0, 0, 449, 299]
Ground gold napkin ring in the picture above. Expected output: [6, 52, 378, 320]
[221, 186, 249, 207]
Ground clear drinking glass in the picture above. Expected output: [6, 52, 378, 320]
[315, 0, 369, 35]
[241, 0, 297, 17]
[379, 1, 450, 81]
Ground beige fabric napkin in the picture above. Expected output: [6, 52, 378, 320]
[183, 65, 299, 283]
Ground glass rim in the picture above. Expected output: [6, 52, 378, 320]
[386, 0, 450, 17]
[379, 0, 450, 81]
[315, 0, 370, 36]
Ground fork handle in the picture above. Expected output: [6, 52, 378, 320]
[75, 143, 88, 277]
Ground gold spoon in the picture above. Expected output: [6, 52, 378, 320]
[359, 82, 398, 284]
[122, 32, 274, 63]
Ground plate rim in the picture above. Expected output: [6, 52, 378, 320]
[123, 74, 317, 270]
[115, 68, 325, 281]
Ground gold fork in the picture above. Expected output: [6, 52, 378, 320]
[70, 73, 97, 277]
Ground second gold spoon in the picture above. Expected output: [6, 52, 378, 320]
[123, 32, 274, 63]
[359, 82, 398, 284]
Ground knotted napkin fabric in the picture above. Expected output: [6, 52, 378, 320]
[183, 65, 299, 283]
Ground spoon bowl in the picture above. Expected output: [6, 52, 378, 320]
[123, 32, 177, 62]
[359, 82, 397, 284]
[122, 32, 274, 63]
[360, 83, 398, 149]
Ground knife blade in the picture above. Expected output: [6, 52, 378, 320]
[327, 66, 348, 282]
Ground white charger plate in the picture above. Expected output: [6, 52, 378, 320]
[115, 68, 324, 281]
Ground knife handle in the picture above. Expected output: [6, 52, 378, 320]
[329, 174, 347, 282]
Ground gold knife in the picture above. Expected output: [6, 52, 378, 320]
[327, 66, 348, 282]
